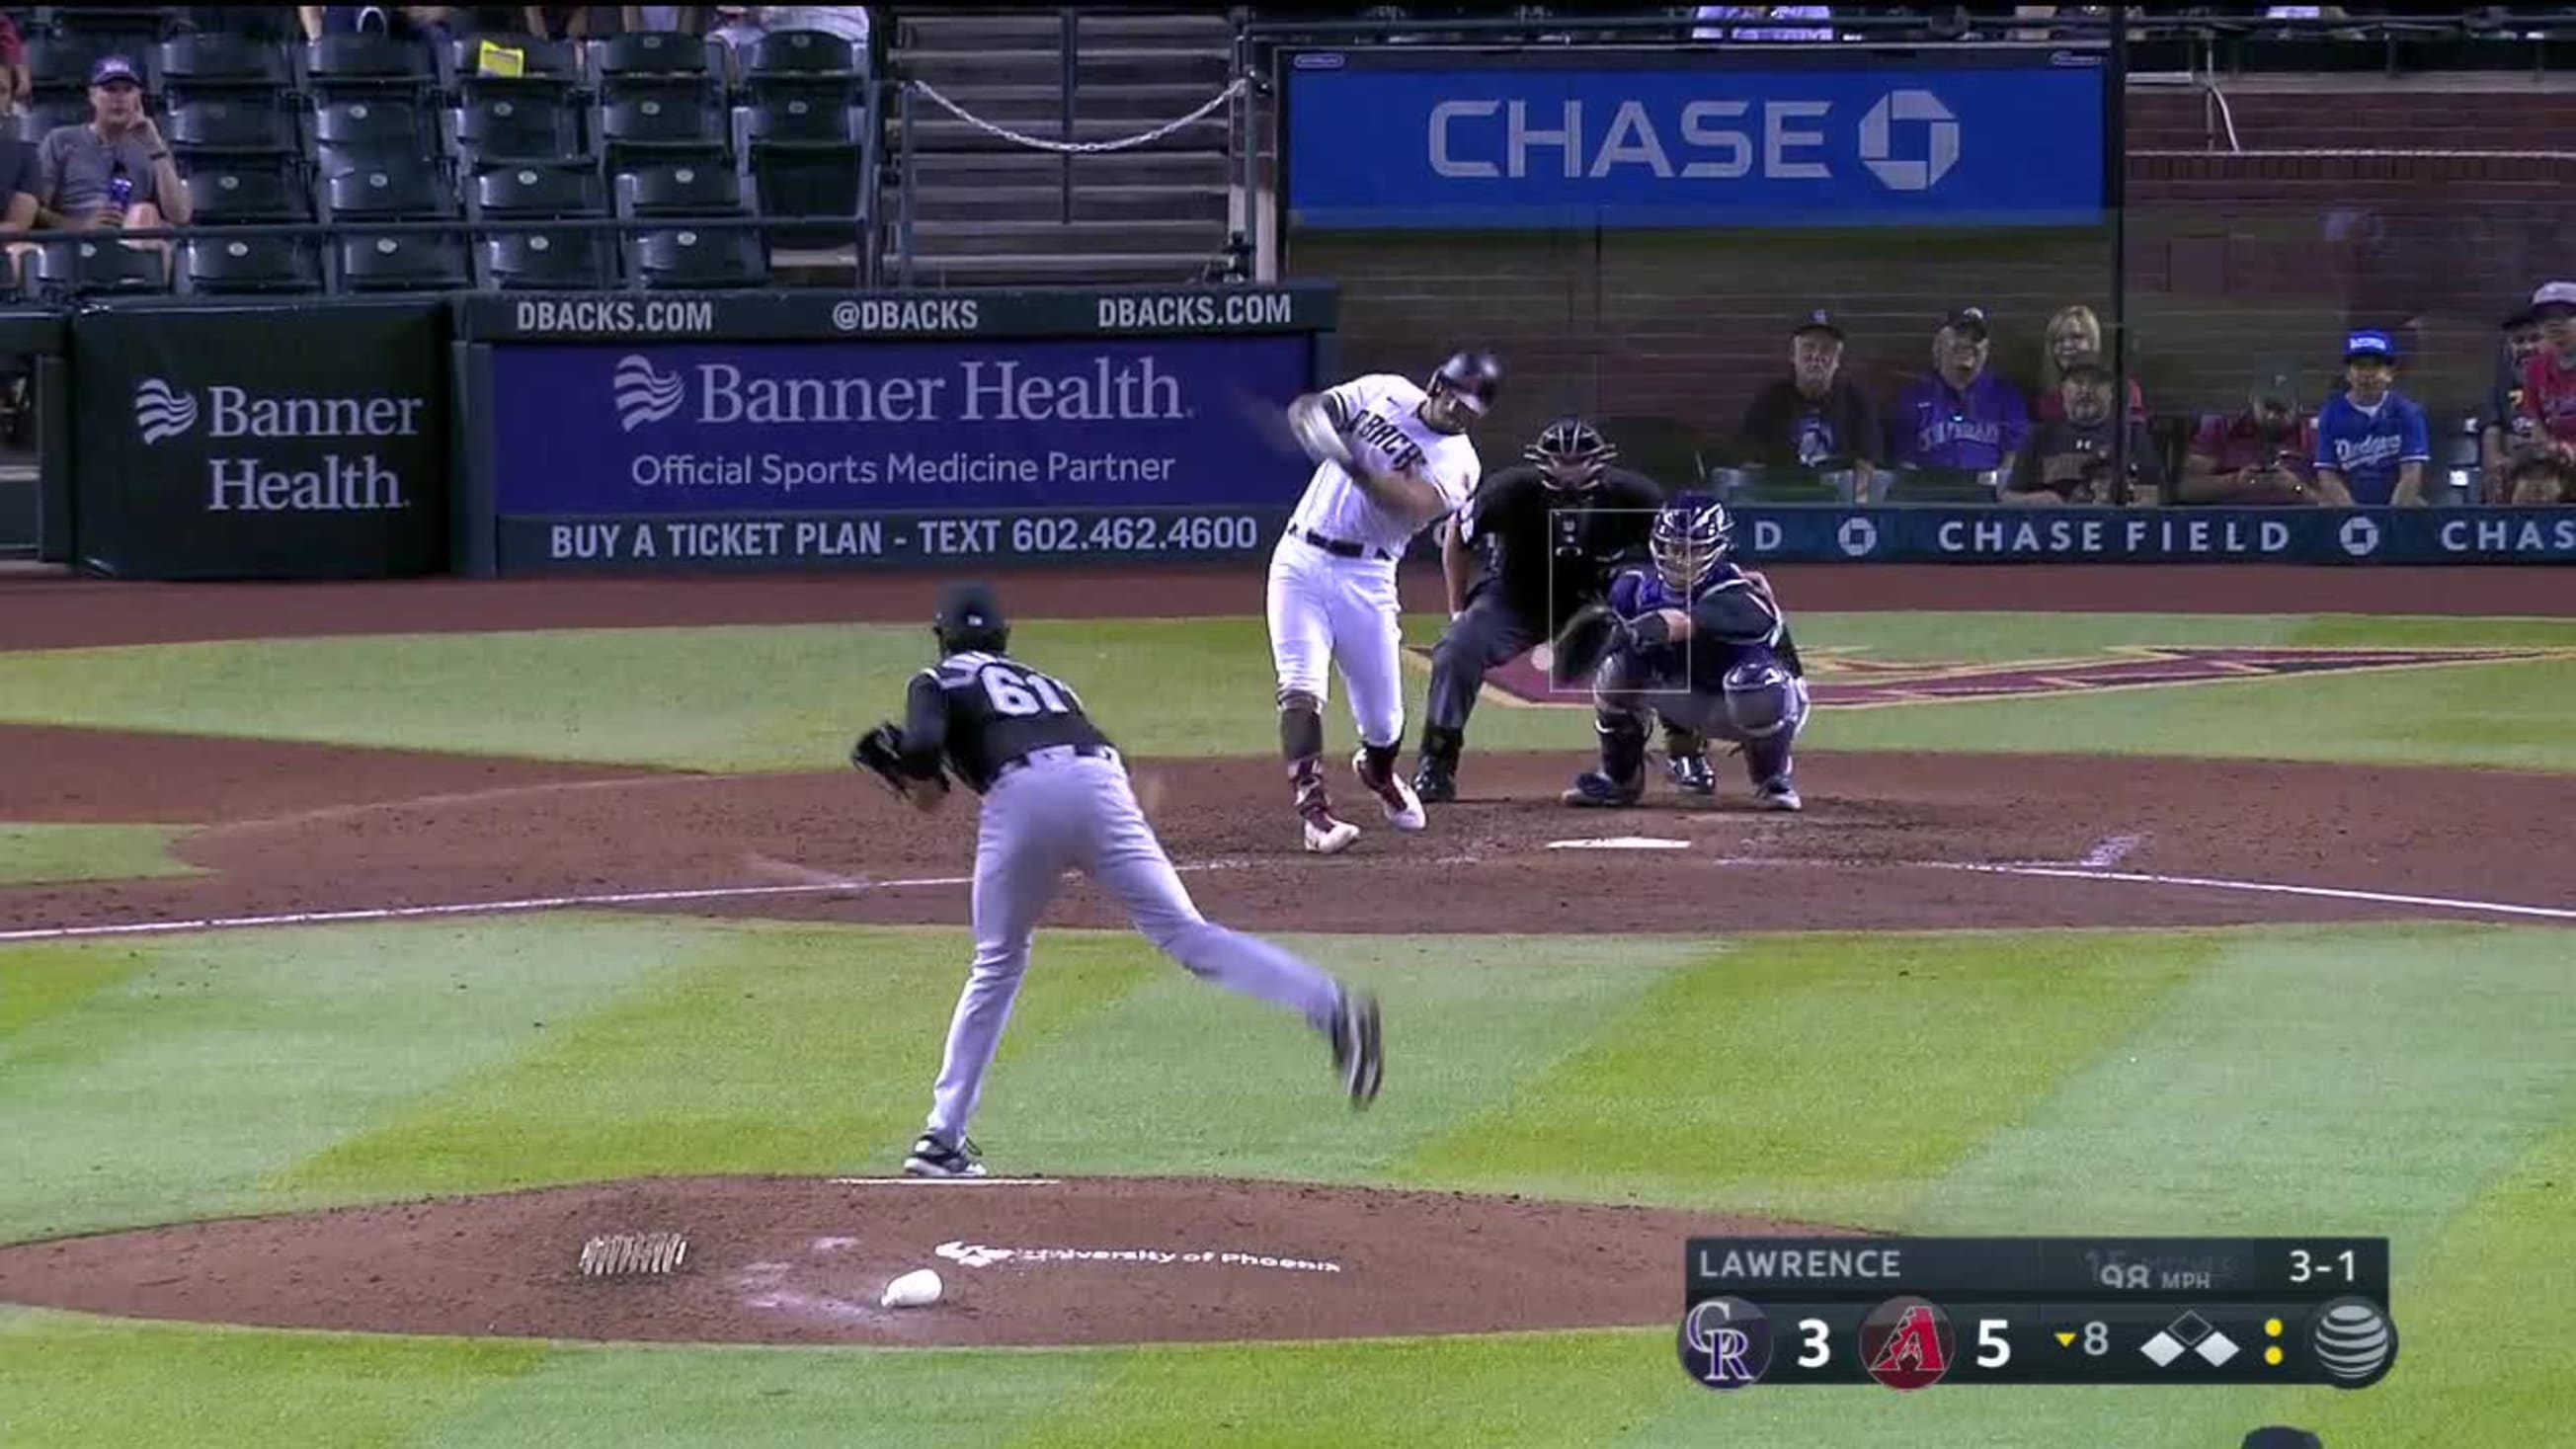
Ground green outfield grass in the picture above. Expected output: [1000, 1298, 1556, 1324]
[0, 823, 201, 886]
[2, 916, 2569, 1447]
[0, 611, 2571, 773]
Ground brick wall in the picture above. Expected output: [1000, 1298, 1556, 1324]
[1289, 87, 2576, 454]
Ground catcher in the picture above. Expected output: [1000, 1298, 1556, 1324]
[853, 581, 1383, 1179]
[1411, 416, 1713, 803]
[1552, 493, 1809, 812]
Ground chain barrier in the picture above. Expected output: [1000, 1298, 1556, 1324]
[904, 75, 1248, 154]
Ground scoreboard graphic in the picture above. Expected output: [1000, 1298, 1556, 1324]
[1677, 1238, 2395, 1390]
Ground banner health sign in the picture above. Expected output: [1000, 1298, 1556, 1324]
[1283, 48, 2108, 228]
[71, 300, 448, 579]
[1730, 506, 2576, 564]
[463, 287, 1332, 572]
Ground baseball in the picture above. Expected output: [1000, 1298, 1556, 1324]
[881, 1267, 943, 1309]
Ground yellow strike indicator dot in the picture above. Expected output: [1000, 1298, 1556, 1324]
[2054, 1331, 2077, 1348]
[2265, 1346, 2285, 1366]
[2265, 1318, 2284, 1337]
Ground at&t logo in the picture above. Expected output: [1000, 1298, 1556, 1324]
[134, 377, 200, 444]
[613, 355, 687, 431]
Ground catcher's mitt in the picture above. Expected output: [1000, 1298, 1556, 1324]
[851, 723, 947, 802]
[1547, 602, 1630, 686]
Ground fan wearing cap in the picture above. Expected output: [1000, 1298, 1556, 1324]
[1735, 310, 1883, 489]
[2314, 330, 2431, 507]
[32, 55, 188, 233]
[2002, 352, 2165, 507]
[2510, 281, 2576, 503]
[2484, 301, 2549, 503]
[2178, 368, 2341, 507]
[1889, 307, 2031, 474]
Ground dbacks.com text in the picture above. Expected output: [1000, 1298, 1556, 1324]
[516, 298, 717, 335]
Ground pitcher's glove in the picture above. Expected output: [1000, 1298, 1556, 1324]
[851, 722, 946, 803]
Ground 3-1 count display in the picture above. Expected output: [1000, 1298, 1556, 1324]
[1678, 1238, 2395, 1391]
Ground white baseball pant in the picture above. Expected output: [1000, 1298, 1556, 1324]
[1264, 535, 1406, 749]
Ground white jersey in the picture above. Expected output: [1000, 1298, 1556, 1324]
[1286, 373, 1483, 557]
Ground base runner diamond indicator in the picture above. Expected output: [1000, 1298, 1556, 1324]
[2195, 1330, 2240, 1367]
[2139, 1331, 2185, 1367]
[2163, 1311, 2214, 1346]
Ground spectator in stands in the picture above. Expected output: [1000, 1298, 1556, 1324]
[2034, 304, 2144, 424]
[2483, 302, 2546, 503]
[2510, 280, 2576, 502]
[1736, 308, 1880, 488]
[709, 6, 873, 52]
[1691, 6, 1835, 40]
[1889, 306, 2030, 474]
[2003, 352, 2163, 506]
[524, 7, 630, 40]
[298, 7, 486, 43]
[0, 13, 28, 119]
[2177, 367, 2344, 506]
[622, 5, 709, 33]
[2314, 330, 2430, 507]
[33, 57, 190, 235]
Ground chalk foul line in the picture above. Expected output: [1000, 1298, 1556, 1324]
[1930, 861, 2576, 924]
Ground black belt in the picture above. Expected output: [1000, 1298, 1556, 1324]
[1299, 528, 1395, 562]
[992, 742, 1119, 783]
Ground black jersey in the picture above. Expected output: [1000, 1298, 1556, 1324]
[899, 650, 1113, 794]
[1458, 464, 1668, 624]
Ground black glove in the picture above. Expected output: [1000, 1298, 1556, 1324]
[851, 722, 946, 802]
[1548, 603, 1630, 684]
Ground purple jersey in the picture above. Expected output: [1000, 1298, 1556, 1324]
[1607, 563, 1803, 691]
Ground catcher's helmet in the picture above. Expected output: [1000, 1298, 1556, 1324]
[933, 581, 1009, 655]
[1421, 351, 1503, 432]
[1650, 493, 1734, 593]
[1524, 416, 1616, 490]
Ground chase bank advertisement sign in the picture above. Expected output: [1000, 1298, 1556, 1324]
[486, 335, 1316, 514]
[1284, 50, 2106, 228]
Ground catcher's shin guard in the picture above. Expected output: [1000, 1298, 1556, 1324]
[1594, 712, 1648, 793]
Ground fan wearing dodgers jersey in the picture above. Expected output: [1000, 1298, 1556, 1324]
[1270, 352, 1500, 854]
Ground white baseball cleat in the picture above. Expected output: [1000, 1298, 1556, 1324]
[1351, 748, 1426, 832]
[1754, 778, 1804, 813]
[1303, 814, 1361, 854]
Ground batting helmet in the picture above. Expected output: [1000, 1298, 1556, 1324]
[933, 581, 1009, 655]
[1421, 351, 1503, 433]
[1524, 416, 1617, 490]
[1650, 493, 1734, 593]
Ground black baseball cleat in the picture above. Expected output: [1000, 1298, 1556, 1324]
[1561, 770, 1643, 808]
[1412, 761, 1457, 804]
[1329, 987, 1383, 1107]
[903, 1133, 987, 1178]
[1668, 754, 1716, 795]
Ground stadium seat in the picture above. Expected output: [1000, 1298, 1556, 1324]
[444, 33, 584, 96]
[743, 94, 855, 146]
[448, 94, 587, 172]
[746, 116, 863, 252]
[28, 237, 170, 299]
[333, 233, 471, 293]
[323, 166, 457, 222]
[471, 164, 606, 219]
[599, 95, 728, 171]
[595, 31, 720, 106]
[315, 96, 431, 178]
[180, 234, 324, 295]
[181, 161, 313, 223]
[632, 227, 768, 290]
[154, 34, 293, 104]
[616, 161, 747, 218]
[26, 35, 147, 101]
[303, 34, 435, 103]
[34, 7, 182, 47]
[478, 231, 617, 290]
[166, 99, 301, 166]
[15, 98, 97, 145]
[740, 29, 863, 110]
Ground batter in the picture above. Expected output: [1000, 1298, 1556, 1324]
[1269, 351, 1500, 853]
[850, 582, 1385, 1179]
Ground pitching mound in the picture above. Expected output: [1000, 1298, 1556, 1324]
[0, 1176, 1830, 1346]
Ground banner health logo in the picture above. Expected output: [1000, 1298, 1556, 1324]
[613, 355, 688, 432]
[134, 377, 199, 445]
[1859, 89, 1959, 192]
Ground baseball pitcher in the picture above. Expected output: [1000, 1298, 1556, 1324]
[853, 582, 1384, 1179]
[1267, 351, 1498, 853]
[1412, 416, 1714, 803]
[1555, 495, 1809, 812]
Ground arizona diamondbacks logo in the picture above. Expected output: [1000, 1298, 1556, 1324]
[134, 378, 199, 444]
[612, 355, 686, 432]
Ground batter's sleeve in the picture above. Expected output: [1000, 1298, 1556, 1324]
[1316, 374, 1391, 432]
[897, 672, 951, 779]
[1688, 577, 1783, 647]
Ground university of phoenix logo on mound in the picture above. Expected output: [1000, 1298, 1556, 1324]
[612, 355, 687, 432]
[1427, 644, 2571, 709]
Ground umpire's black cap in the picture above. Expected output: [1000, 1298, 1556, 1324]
[933, 581, 1008, 650]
